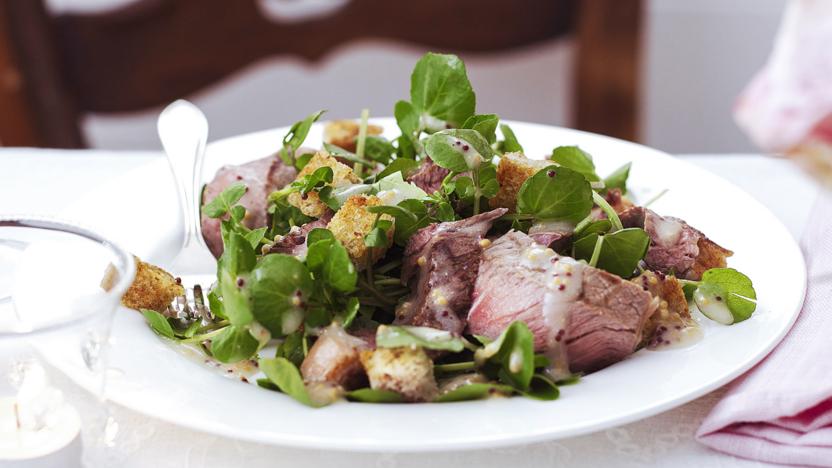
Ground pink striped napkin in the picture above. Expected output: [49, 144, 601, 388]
[696, 192, 832, 466]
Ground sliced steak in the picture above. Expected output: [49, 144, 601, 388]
[201, 155, 297, 257]
[528, 220, 574, 252]
[266, 211, 333, 258]
[300, 324, 371, 389]
[396, 208, 507, 334]
[407, 157, 449, 194]
[619, 207, 732, 280]
[467, 231, 654, 374]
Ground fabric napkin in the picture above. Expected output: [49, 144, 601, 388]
[696, 191, 832, 466]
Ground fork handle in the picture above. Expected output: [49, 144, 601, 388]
[158, 100, 209, 250]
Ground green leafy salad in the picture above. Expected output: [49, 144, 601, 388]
[140, 52, 757, 407]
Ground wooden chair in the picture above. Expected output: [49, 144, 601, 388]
[0, 0, 642, 148]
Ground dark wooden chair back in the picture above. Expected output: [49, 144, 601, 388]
[0, 0, 641, 148]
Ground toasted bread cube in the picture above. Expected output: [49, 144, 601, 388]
[690, 238, 733, 280]
[323, 120, 383, 152]
[326, 194, 393, 269]
[492, 152, 552, 211]
[102, 256, 184, 313]
[632, 270, 691, 347]
[359, 346, 438, 402]
[287, 151, 362, 217]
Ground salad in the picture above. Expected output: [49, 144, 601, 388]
[134, 53, 757, 406]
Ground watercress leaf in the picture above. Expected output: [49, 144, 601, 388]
[682, 282, 697, 301]
[306, 236, 357, 293]
[207, 289, 227, 320]
[294, 152, 314, 171]
[395, 134, 416, 159]
[364, 136, 396, 164]
[462, 114, 499, 144]
[346, 388, 404, 403]
[434, 382, 514, 402]
[275, 330, 305, 367]
[317, 186, 341, 211]
[259, 357, 320, 407]
[244, 227, 267, 248]
[497, 123, 524, 153]
[230, 205, 247, 223]
[247, 254, 314, 336]
[604, 162, 631, 194]
[390, 199, 430, 246]
[550, 146, 600, 182]
[473, 321, 535, 391]
[377, 157, 420, 181]
[218, 268, 253, 326]
[410, 52, 476, 127]
[210, 325, 259, 363]
[300, 167, 334, 195]
[141, 309, 175, 339]
[306, 227, 335, 245]
[435, 202, 456, 222]
[219, 229, 256, 277]
[179, 319, 201, 339]
[338, 297, 361, 329]
[375, 325, 466, 352]
[394, 100, 420, 137]
[304, 305, 332, 329]
[279, 110, 326, 165]
[574, 219, 611, 241]
[521, 374, 560, 401]
[478, 163, 500, 199]
[364, 226, 391, 248]
[696, 268, 757, 324]
[203, 183, 247, 218]
[573, 228, 649, 278]
[367, 204, 418, 223]
[425, 129, 494, 173]
[453, 176, 475, 198]
[516, 166, 593, 223]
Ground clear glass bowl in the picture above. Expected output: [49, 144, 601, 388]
[0, 217, 135, 466]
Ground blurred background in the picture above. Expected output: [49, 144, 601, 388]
[0, 0, 785, 153]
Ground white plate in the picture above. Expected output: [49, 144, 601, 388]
[52, 120, 806, 452]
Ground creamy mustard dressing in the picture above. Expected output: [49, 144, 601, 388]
[445, 136, 483, 170]
[519, 243, 585, 381]
[694, 289, 734, 324]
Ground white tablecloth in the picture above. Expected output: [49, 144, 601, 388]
[0, 149, 821, 468]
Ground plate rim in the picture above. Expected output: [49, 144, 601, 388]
[64, 120, 809, 452]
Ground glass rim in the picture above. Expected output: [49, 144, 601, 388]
[0, 216, 136, 337]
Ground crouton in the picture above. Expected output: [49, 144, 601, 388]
[326, 194, 393, 268]
[359, 346, 438, 402]
[287, 151, 362, 217]
[632, 270, 691, 347]
[690, 238, 733, 280]
[323, 120, 383, 152]
[102, 256, 183, 313]
[492, 152, 552, 211]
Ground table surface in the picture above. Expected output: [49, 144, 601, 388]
[0, 149, 821, 468]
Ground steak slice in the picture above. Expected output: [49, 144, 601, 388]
[396, 208, 507, 335]
[300, 324, 371, 389]
[406, 157, 449, 194]
[467, 231, 654, 374]
[201, 155, 297, 257]
[619, 207, 732, 280]
[266, 211, 333, 258]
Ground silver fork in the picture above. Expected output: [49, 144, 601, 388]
[157, 100, 217, 325]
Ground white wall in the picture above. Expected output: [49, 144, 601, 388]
[47, 0, 788, 154]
